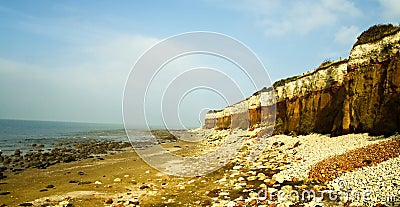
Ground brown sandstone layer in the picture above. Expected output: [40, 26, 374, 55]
[204, 24, 400, 137]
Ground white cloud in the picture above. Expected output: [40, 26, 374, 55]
[217, 0, 362, 36]
[334, 25, 361, 45]
[379, 0, 400, 22]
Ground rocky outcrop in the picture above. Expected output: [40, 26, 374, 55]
[204, 24, 400, 136]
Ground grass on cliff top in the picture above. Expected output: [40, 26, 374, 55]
[272, 58, 348, 88]
[354, 24, 400, 47]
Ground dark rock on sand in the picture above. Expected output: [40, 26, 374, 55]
[18, 203, 33, 206]
[139, 185, 149, 189]
[0, 172, 6, 179]
[105, 198, 113, 204]
[46, 184, 55, 188]
[14, 149, 21, 156]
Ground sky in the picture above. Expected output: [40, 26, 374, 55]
[0, 0, 399, 128]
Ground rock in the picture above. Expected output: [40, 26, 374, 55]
[14, 149, 21, 156]
[94, 181, 102, 185]
[77, 171, 85, 175]
[57, 200, 72, 207]
[139, 185, 149, 189]
[113, 178, 121, 182]
[274, 174, 285, 183]
[233, 165, 242, 170]
[0, 172, 6, 179]
[124, 199, 139, 205]
[292, 177, 298, 183]
[105, 198, 113, 204]
[0, 191, 10, 195]
[362, 159, 372, 165]
[18, 203, 33, 206]
[46, 184, 55, 188]
[257, 173, 267, 180]
[219, 191, 229, 196]
[247, 176, 257, 181]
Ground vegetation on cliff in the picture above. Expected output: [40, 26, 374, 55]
[354, 24, 400, 47]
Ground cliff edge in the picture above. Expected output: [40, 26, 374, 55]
[204, 24, 400, 137]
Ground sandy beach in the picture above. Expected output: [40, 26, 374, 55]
[1, 129, 399, 207]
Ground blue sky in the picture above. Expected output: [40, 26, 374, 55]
[0, 0, 399, 127]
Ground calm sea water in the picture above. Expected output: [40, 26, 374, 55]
[0, 119, 147, 155]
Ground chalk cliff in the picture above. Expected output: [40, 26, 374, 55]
[204, 24, 400, 136]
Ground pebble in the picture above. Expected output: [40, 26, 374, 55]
[331, 155, 400, 206]
[233, 165, 242, 170]
[105, 198, 113, 204]
[272, 134, 386, 181]
[18, 203, 33, 206]
[247, 176, 257, 181]
[113, 178, 122, 182]
[274, 174, 285, 183]
[56, 201, 72, 207]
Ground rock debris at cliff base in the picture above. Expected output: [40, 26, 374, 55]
[309, 138, 400, 182]
[191, 130, 400, 207]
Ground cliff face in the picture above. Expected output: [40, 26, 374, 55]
[338, 30, 400, 136]
[274, 61, 348, 135]
[204, 25, 400, 137]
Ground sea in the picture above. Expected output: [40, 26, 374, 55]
[0, 119, 149, 155]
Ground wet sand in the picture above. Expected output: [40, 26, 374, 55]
[0, 140, 225, 207]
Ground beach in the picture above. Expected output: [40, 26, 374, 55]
[1, 129, 399, 207]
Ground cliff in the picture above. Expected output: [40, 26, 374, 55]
[204, 24, 400, 137]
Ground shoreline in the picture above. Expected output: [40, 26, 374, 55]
[0, 130, 399, 206]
